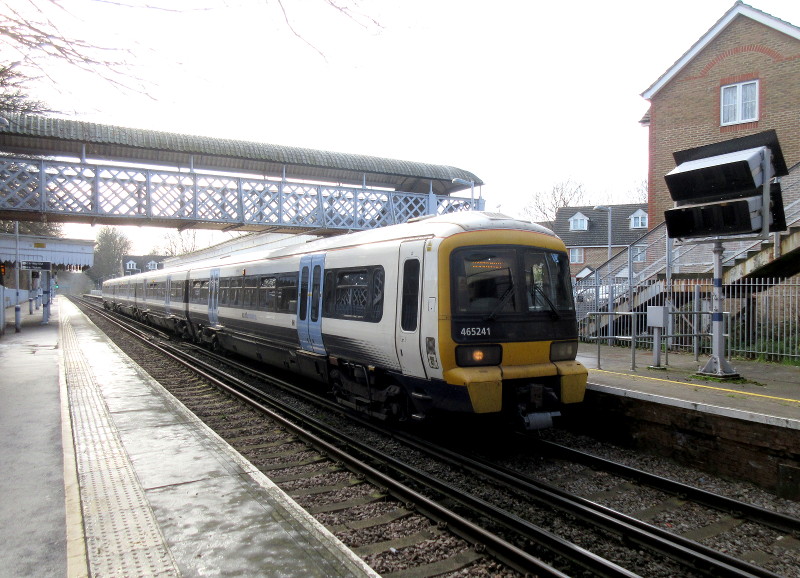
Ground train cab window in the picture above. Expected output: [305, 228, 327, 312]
[400, 259, 420, 331]
[452, 248, 517, 313]
[523, 250, 574, 312]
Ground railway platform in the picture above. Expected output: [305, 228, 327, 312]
[0, 297, 377, 577]
[577, 342, 800, 428]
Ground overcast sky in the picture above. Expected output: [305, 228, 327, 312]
[8, 0, 800, 252]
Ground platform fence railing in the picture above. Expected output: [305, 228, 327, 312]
[580, 276, 800, 365]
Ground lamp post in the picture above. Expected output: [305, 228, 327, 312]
[593, 205, 613, 264]
[593, 205, 614, 346]
[451, 178, 475, 210]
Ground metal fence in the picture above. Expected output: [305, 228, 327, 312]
[578, 276, 800, 361]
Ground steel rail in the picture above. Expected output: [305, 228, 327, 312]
[391, 433, 782, 578]
[72, 298, 571, 578]
[74, 297, 784, 577]
[536, 438, 800, 536]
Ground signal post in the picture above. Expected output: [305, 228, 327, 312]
[663, 131, 787, 379]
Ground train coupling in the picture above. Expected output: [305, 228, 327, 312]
[520, 411, 561, 430]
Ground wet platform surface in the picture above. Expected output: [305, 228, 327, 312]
[2, 296, 798, 576]
[1, 298, 377, 577]
[578, 342, 800, 429]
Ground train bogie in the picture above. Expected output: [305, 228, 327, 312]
[103, 212, 588, 429]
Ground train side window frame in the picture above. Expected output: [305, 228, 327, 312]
[323, 265, 385, 323]
[259, 276, 277, 311]
[276, 273, 298, 314]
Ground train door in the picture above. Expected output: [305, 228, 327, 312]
[395, 241, 427, 378]
[298, 254, 326, 354]
[208, 268, 220, 325]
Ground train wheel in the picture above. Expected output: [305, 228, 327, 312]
[209, 336, 221, 354]
[386, 386, 412, 423]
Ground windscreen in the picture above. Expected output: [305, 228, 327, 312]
[452, 246, 574, 316]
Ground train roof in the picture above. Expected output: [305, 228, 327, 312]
[103, 212, 558, 282]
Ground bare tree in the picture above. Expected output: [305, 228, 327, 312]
[631, 179, 648, 204]
[522, 179, 586, 224]
[86, 226, 131, 283]
[0, 65, 62, 235]
[158, 230, 198, 257]
[1, 0, 381, 78]
[0, 63, 51, 115]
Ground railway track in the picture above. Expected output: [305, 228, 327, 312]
[73, 296, 799, 577]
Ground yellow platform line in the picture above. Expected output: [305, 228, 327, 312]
[592, 369, 800, 405]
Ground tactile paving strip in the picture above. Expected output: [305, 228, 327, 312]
[61, 313, 180, 577]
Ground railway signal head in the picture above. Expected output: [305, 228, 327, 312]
[663, 130, 788, 239]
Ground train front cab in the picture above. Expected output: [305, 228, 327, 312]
[428, 230, 588, 429]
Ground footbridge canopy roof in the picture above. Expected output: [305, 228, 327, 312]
[0, 114, 482, 196]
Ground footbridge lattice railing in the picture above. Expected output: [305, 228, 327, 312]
[0, 156, 483, 231]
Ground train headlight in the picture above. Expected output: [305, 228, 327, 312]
[550, 340, 578, 361]
[456, 345, 502, 367]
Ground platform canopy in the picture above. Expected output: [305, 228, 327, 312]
[0, 234, 94, 268]
[0, 114, 482, 195]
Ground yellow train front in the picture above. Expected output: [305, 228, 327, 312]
[411, 217, 587, 429]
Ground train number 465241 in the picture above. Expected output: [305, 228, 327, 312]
[460, 327, 491, 337]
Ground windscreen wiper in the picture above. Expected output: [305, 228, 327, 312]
[486, 281, 515, 321]
[531, 282, 561, 320]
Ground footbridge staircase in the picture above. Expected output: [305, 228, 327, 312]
[576, 165, 800, 350]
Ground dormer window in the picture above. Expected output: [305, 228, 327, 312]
[569, 212, 588, 231]
[721, 80, 758, 126]
[125, 260, 137, 270]
[147, 261, 159, 270]
[629, 209, 648, 229]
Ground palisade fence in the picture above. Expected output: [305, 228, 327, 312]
[575, 168, 800, 362]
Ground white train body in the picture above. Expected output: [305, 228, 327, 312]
[103, 212, 587, 428]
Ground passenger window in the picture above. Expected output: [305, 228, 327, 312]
[400, 260, 420, 332]
[299, 267, 309, 320]
[311, 265, 321, 322]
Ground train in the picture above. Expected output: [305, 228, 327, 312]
[102, 211, 587, 429]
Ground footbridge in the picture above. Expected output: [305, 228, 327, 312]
[0, 114, 483, 234]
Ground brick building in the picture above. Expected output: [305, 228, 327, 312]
[641, 2, 800, 226]
[549, 203, 649, 278]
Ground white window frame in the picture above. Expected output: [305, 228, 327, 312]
[569, 213, 588, 231]
[125, 260, 137, 271]
[632, 245, 646, 263]
[147, 261, 159, 270]
[629, 210, 648, 229]
[569, 248, 584, 264]
[720, 80, 758, 126]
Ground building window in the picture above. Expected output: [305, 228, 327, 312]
[569, 213, 588, 231]
[569, 248, 584, 263]
[630, 210, 648, 229]
[147, 261, 159, 270]
[125, 260, 137, 271]
[721, 80, 758, 126]
[632, 245, 646, 263]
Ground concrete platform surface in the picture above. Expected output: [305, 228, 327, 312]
[1, 297, 377, 577]
[578, 342, 800, 429]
